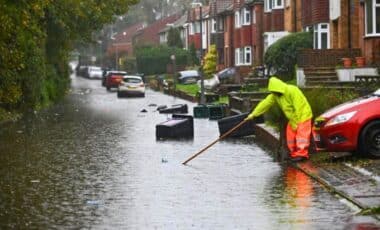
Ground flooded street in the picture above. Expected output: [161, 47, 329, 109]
[0, 74, 357, 229]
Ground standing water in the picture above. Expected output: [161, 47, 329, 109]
[0, 74, 356, 229]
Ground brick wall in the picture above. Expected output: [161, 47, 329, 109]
[297, 49, 361, 67]
[301, 0, 312, 27]
[311, 0, 329, 24]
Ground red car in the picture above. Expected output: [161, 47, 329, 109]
[313, 89, 380, 158]
[105, 72, 127, 90]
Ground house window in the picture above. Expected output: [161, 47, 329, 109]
[245, 46, 252, 65]
[211, 19, 217, 33]
[252, 9, 256, 24]
[365, 0, 380, 35]
[193, 22, 200, 33]
[235, 47, 252, 65]
[273, 0, 284, 9]
[313, 23, 330, 49]
[264, 0, 272, 12]
[235, 11, 241, 28]
[235, 48, 240, 65]
[242, 8, 251, 25]
[217, 18, 224, 31]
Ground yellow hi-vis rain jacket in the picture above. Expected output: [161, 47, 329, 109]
[247, 77, 313, 130]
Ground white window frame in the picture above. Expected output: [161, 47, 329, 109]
[189, 23, 194, 35]
[264, 0, 273, 12]
[365, 0, 380, 36]
[313, 23, 330, 49]
[235, 48, 240, 65]
[235, 46, 252, 66]
[242, 8, 251, 25]
[273, 0, 284, 9]
[244, 46, 252, 65]
[235, 11, 241, 28]
[211, 18, 217, 33]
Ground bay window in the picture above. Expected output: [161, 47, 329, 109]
[365, 0, 380, 35]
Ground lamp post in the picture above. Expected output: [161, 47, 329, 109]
[192, 2, 206, 104]
[171, 54, 177, 92]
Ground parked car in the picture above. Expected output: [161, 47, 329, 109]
[86, 66, 103, 79]
[197, 73, 220, 90]
[117, 75, 145, 97]
[103, 71, 127, 89]
[313, 89, 380, 158]
[177, 70, 200, 84]
[216, 67, 238, 83]
[75, 65, 88, 77]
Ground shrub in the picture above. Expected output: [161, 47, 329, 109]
[264, 32, 312, 81]
[203, 44, 217, 78]
[135, 45, 189, 75]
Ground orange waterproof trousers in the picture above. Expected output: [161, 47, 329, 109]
[286, 119, 312, 159]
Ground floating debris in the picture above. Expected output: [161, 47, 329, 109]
[140, 109, 147, 113]
[161, 158, 168, 163]
[17, 130, 23, 134]
[148, 103, 157, 107]
[30, 180, 40, 183]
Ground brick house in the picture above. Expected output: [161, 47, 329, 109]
[107, 23, 145, 58]
[133, 14, 182, 47]
[209, 0, 233, 70]
[187, 4, 210, 61]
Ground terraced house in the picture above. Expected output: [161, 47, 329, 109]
[186, 0, 380, 76]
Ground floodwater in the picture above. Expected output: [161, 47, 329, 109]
[0, 73, 357, 229]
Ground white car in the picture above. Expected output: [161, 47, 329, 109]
[117, 75, 145, 97]
[87, 66, 103, 79]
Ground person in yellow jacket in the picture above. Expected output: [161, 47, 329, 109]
[245, 77, 313, 162]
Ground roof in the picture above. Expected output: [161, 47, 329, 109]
[158, 14, 188, 34]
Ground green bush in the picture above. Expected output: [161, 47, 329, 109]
[264, 32, 312, 81]
[135, 45, 189, 75]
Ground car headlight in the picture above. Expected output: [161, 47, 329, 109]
[325, 111, 357, 127]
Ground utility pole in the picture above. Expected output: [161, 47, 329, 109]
[199, 3, 205, 105]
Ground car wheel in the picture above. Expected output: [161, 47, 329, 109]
[359, 120, 380, 158]
[117, 92, 122, 98]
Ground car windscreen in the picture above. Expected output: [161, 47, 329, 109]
[123, 78, 141, 83]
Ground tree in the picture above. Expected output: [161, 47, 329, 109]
[202, 44, 217, 78]
[0, 0, 140, 114]
[167, 27, 183, 48]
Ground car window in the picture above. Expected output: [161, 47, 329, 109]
[374, 89, 380, 96]
[123, 78, 141, 83]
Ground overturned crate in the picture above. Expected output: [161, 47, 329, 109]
[156, 114, 194, 139]
[158, 104, 188, 114]
[217, 112, 264, 138]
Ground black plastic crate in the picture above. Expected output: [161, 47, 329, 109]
[158, 104, 188, 114]
[217, 112, 255, 138]
[156, 114, 194, 139]
[208, 104, 227, 120]
[193, 105, 209, 118]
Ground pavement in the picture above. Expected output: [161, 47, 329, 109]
[253, 123, 380, 228]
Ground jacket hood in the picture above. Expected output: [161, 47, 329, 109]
[268, 77, 287, 94]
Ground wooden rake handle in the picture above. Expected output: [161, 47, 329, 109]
[182, 119, 248, 165]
